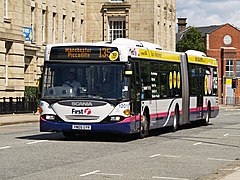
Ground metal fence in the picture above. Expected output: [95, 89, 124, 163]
[219, 97, 240, 105]
[0, 97, 38, 114]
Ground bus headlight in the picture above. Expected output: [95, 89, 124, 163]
[110, 116, 122, 122]
[45, 115, 56, 121]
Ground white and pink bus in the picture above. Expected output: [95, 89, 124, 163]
[39, 38, 219, 138]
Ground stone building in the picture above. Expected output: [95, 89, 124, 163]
[0, 0, 85, 98]
[86, 0, 176, 51]
[177, 18, 240, 105]
[0, 0, 176, 99]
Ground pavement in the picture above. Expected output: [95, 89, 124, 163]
[0, 105, 240, 179]
[0, 113, 39, 126]
[220, 169, 240, 180]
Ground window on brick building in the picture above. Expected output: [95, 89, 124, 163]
[4, 0, 8, 18]
[236, 61, 240, 77]
[108, 17, 126, 41]
[62, 15, 66, 43]
[72, 17, 75, 42]
[31, 7, 35, 42]
[226, 60, 234, 77]
[52, 13, 56, 43]
[42, 10, 46, 43]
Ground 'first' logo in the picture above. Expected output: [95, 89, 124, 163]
[84, 108, 92, 115]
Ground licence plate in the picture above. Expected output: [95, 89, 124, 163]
[72, 125, 91, 130]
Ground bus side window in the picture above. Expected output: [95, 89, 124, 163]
[188, 64, 197, 96]
[140, 61, 151, 99]
[159, 63, 169, 98]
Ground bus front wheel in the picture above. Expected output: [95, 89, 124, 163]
[139, 112, 149, 139]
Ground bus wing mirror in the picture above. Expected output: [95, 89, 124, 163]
[125, 63, 133, 77]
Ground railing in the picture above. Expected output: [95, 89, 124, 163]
[219, 97, 240, 105]
[0, 97, 38, 114]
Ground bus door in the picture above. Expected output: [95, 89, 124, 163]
[196, 66, 204, 119]
[130, 60, 142, 131]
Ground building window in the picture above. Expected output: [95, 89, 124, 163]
[108, 17, 126, 41]
[31, 7, 35, 42]
[52, 13, 56, 43]
[80, 19, 84, 42]
[236, 61, 240, 77]
[42, 10, 46, 43]
[72, 17, 75, 42]
[62, 15, 66, 43]
[226, 60, 234, 77]
[4, 0, 8, 18]
[5, 42, 12, 86]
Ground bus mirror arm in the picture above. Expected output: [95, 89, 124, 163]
[125, 63, 133, 77]
[38, 75, 43, 99]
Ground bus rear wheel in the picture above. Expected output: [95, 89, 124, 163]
[204, 105, 211, 126]
[172, 107, 179, 132]
[139, 112, 149, 139]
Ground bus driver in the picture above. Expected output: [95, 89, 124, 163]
[63, 72, 81, 92]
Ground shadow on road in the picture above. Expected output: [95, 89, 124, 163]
[16, 132, 141, 143]
[16, 120, 238, 145]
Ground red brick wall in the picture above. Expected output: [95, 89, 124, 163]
[206, 24, 240, 104]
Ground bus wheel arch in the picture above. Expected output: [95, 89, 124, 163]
[172, 104, 180, 132]
[139, 107, 150, 139]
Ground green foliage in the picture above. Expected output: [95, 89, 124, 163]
[24, 86, 38, 99]
[176, 27, 206, 53]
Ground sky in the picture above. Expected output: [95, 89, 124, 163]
[176, 0, 240, 28]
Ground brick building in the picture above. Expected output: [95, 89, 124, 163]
[206, 24, 240, 104]
[86, 0, 176, 51]
[177, 18, 240, 105]
[0, 0, 85, 98]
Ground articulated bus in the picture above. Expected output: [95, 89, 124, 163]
[39, 38, 219, 138]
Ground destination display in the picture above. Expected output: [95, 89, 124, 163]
[50, 46, 119, 61]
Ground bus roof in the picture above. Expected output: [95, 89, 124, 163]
[45, 38, 217, 67]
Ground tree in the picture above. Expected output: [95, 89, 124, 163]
[176, 27, 205, 52]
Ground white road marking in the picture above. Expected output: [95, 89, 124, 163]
[150, 154, 181, 158]
[223, 112, 240, 116]
[80, 170, 100, 177]
[219, 167, 240, 171]
[193, 142, 202, 146]
[224, 114, 232, 116]
[96, 172, 123, 176]
[226, 134, 240, 137]
[150, 154, 161, 158]
[207, 158, 236, 162]
[152, 176, 189, 180]
[224, 133, 240, 137]
[193, 142, 219, 147]
[26, 140, 48, 145]
[0, 146, 11, 150]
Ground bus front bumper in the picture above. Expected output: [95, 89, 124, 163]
[40, 118, 135, 135]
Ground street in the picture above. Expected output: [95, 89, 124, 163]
[0, 109, 240, 180]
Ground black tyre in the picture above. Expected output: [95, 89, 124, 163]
[139, 112, 149, 139]
[172, 107, 179, 132]
[204, 105, 211, 126]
